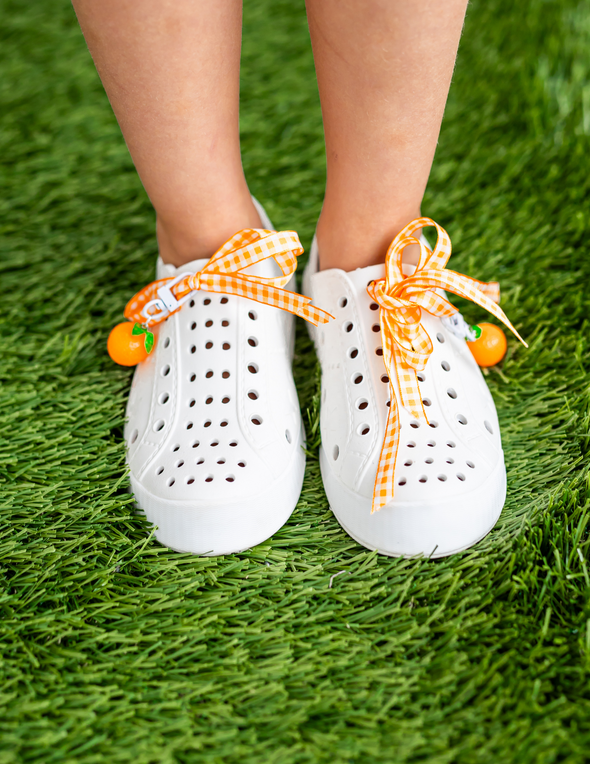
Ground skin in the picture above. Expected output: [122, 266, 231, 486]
[72, 0, 469, 270]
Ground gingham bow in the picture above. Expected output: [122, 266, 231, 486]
[368, 217, 527, 513]
[125, 228, 333, 327]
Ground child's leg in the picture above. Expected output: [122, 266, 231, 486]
[306, 0, 469, 270]
[72, 0, 261, 266]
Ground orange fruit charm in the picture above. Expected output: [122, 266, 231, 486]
[107, 322, 154, 366]
[467, 322, 507, 367]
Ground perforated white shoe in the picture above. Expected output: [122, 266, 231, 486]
[124, 201, 309, 555]
[303, 218, 523, 558]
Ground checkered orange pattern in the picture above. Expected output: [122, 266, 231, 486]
[367, 217, 527, 513]
[124, 229, 334, 328]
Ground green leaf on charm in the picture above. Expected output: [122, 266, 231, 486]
[144, 331, 155, 354]
[471, 324, 482, 340]
[132, 323, 146, 336]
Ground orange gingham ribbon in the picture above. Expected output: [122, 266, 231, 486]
[368, 217, 527, 513]
[125, 228, 333, 328]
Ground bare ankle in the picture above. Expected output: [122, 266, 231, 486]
[156, 197, 263, 267]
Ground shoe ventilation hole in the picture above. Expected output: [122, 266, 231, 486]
[423, 398, 431, 407]
[370, 302, 379, 311]
[333, 445, 339, 460]
[457, 473, 466, 481]
[376, 347, 383, 356]
[248, 310, 257, 320]
[172, 444, 180, 452]
[203, 298, 211, 306]
[221, 319, 230, 327]
[190, 345, 197, 354]
[357, 399, 369, 410]
[429, 421, 439, 428]
[153, 420, 165, 432]
[192, 441, 200, 448]
[161, 365, 170, 377]
[176, 460, 184, 468]
[372, 324, 380, 333]
[248, 364, 258, 374]
[205, 370, 213, 378]
[404, 460, 413, 467]
[419, 475, 428, 483]
[339, 297, 348, 308]
[349, 347, 359, 359]
[210, 440, 219, 447]
[484, 420, 494, 434]
[344, 322, 354, 333]
[438, 474, 447, 482]
[238, 461, 246, 468]
[248, 337, 258, 347]
[407, 441, 416, 448]
[189, 399, 196, 408]
[222, 396, 230, 404]
[190, 322, 196, 331]
[230, 441, 238, 447]
[226, 475, 235, 483]
[220, 420, 228, 427]
[189, 299, 195, 308]
[456, 414, 468, 425]
[156, 466, 164, 475]
[417, 372, 426, 382]
[285, 430, 292, 443]
[427, 441, 436, 447]
[222, 371, 230, 379]
[447, 388, 458, 399]
[164, 337, 171, 348]
[386, 400, 391, 407]
[425, 458, 433, 464]
[190, 373, 196, 382]
[205, 475, 214, 482]
[203, 420, 210, 428]
[446, 458, 454, 464]
[248, 390, 259, 400]
[436, 333, 445, 343]
[410, 421, 420, 429]
[167, 477, 175, 487]
[381, 374, 389, 384]
[205, 319, 213, 328]
[353, 374, 363, 384]
[447, 441, 456, 448]
[206, 396, 213, 405]
[196, 458, 205, 465]
[217, 459, 226, 465]
[220, 297, 228, 304]
[130, 429, 138, 444]
[186, 477, 195, 485]
[398, 478, 407, 486]
[441, 361, 451, 372]
[223, 342, 231, 350]
[159, 393, 169, 405]
[251, 416, 263, 425]
[358, 424, 370, 436]
[205, 341, 213, 350]
[466, 460, 475, 469]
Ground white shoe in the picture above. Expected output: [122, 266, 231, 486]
[124, 201, 306, 555]
[303, 220, 521, 558]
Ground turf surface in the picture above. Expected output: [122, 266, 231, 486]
[1, 0, 590, 761]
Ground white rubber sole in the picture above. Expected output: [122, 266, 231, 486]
[133, 425, 306, 555]
[320, 446, 506, 558]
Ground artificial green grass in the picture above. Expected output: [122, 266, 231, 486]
[1, 0, 590, 761]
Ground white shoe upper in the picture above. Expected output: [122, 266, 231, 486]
[124, 201, 305, 555]
[303, 237, 507, 558]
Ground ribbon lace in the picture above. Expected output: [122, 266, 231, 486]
[368, 217, 527, 513]
[125, 228, 333, 328]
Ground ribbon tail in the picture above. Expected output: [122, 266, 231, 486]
[372, 390, 401, 513]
